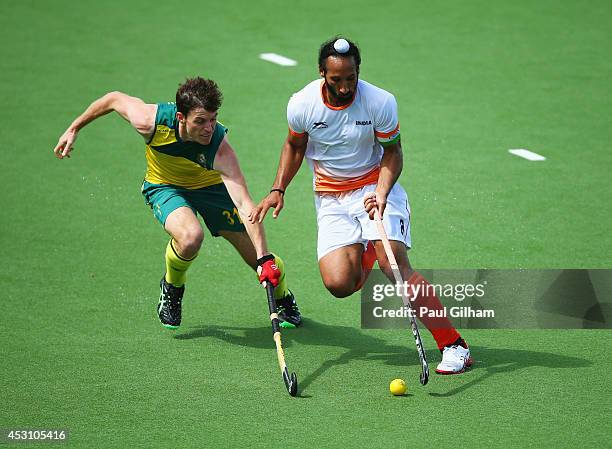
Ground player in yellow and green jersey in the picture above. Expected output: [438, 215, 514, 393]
[53, 77, 301, 329]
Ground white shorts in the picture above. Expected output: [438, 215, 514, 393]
[315, 183, 412, 260]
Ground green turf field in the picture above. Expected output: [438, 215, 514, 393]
[2, 0, 611, 447]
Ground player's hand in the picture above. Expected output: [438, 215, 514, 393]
[257, 254, 281, 287]
[364, 191, 387, 220]
[248, 191, 284, 223]
[53, 128, 78, 159]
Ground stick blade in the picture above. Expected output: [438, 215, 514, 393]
[420, 365, 430, 386]
[283, 369, 298, 397]
[289, 372, 298, 396]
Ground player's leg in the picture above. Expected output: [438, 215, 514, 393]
[318, 244, 365, 297]
[315, 190, 374, 297]
[142, 182, 203, 329]
[386, 246, 472, 374]
[219, 230, 301, 327]
[164, 206, 204, 281]
[158, 207, 203, 329]
[362, 183, 472, 374]
[217, 229, 256, 268]
[372, 239, 464, 348]
[195, 183, 301, 326]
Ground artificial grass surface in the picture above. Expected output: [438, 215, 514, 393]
[1, 0, 611, 447]
[3, 314, 610, 448]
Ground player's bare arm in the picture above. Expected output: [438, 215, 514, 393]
[364, 140, 403, 219]
[214, 137, 271, 259]
[248, 131, 308, 223]
[53, 92, 157, 159]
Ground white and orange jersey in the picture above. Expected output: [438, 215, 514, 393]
[287, 79, 400, 192]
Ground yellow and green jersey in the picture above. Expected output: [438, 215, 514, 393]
[144, 102, 226, 189]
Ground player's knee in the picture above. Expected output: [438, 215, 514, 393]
[175, 227, 204, 255]
[324, 278, 358, 298]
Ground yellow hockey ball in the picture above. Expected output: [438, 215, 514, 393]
[389, 378, 407, 396]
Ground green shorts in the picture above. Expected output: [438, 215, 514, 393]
[141, 181, 246, 236]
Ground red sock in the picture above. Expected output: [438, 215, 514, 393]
[355, 241, 377, 291]
[408, 272, 461, 350]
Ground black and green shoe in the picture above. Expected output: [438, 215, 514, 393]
[277, 290, 302, 328]
[158, 277, 184, 329]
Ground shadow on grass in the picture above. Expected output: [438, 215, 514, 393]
[426, 343, 593, 398]
[175, 319, 592, 396]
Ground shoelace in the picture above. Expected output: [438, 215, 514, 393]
[443, 345, 466, 362]
[162, 287, 181, 314]
[278, 298, 298, 315]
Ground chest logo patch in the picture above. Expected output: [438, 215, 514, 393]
[197, 153, 208, 167]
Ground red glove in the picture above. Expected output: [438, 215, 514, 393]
[257, 254, 280, 287]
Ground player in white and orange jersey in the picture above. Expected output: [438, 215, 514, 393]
[250, 37, 472, 374]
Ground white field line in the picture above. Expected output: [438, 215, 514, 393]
[259, 53, 297, 66]
[509, 149, 546, 161]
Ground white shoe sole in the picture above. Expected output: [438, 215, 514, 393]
[435, 356, 474, 375]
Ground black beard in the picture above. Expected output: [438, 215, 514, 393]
[326, 85, 354, 105]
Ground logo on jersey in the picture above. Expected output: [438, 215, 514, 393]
[197, 153, 208, 167]
[356, 120, 372, 125]
[312, 121, 328, 129]
[156, 125, 173, 138]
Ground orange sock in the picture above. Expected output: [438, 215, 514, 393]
[355, 241, 377, 291]
[408, 272, 461, 350]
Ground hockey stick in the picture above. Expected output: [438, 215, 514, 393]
[373, 208, 429, 386]
[265, 283, 298, 396]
